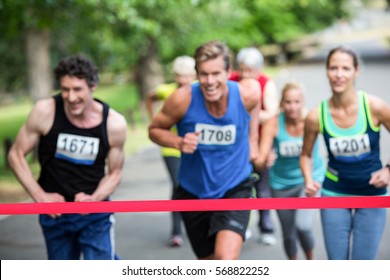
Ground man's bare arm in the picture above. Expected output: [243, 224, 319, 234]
[76, 109, 128, 202]
[259, 80, 279, 124]
[8, 99, 65, 204]
[149, 86, 193, 152]
[240, 78, 261, 162]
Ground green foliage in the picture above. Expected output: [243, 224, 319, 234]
[0, 101, 31, 181]
[0, 35, 27, 93]
[0, 0, 96, 92]
[0, 0, 80, 35]
[0, 0, 353, 95]
[0, 103, 30, 165]
[94, 83, 141, 117]
[243, 0, 351, 44]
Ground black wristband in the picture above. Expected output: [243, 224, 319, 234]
[385, 163, 390, 171]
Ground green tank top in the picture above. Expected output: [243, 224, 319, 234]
[270, 113, 325, 190]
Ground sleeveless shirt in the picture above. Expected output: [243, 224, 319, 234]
[270, 113, 325, 190]
[177, 81, 252, 198]
[38, 94, 110, 202]
[319, 91, 385, 196]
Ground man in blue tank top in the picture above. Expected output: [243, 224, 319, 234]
[8, 55, 128, 259]
[149, 41, 261, 259]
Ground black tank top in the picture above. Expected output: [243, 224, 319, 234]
[38, 94, 110, 202]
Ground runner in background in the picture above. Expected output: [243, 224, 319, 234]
[254, 81, 325, 259]
[146, 56, 196, 247]
[230, 47, 279, 245]
[300, 46, 390, 259]
[149, 41, 260, 259]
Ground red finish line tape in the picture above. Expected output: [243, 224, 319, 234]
[0, 196, 390, 215]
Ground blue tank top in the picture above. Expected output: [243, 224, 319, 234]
[177, 81, 252, 198]
[270, 113, 325, 190]
[319, 91, 385, 196]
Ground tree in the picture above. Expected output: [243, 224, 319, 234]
[0, 1, 72, 102]
[98, 0, 255, 99]
[0, 0, 106, 103]
[0, 0, 353, 103]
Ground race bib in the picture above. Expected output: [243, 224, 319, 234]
[329, 134, 371, 158]
[55, 133, 100, 165]
[279, 140, 302, 157]
[195, 123, 236, 145]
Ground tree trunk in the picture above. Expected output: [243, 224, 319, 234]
[134, 38, 164, 101]
[25, 28, 52, 103]
[133, 38, 164, 127]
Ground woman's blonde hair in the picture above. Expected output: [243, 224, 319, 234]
[279, 80, 307, 118]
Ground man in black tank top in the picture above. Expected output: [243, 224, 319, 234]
[8, 55, 127, 260]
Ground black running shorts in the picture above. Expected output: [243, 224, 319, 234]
[176, 178, 254, 258]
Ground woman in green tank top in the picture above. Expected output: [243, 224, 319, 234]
[300, 46, 390, 260]
[254, 81, 325, 260]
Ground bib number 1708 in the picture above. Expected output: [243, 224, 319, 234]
[195, 123, 236, 145]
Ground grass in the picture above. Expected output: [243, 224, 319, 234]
[94, 83, 140, 115]
[0, 101, 31, 151]
[0, 82, 152, 203]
